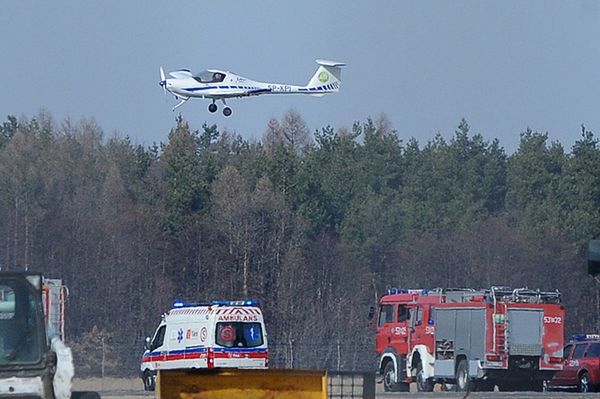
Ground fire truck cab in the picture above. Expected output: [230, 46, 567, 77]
[375, 287, 564, 392]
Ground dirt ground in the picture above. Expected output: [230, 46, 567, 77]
[72, 377, 150, 398]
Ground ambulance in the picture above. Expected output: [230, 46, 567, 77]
[139, 300, 268, 391]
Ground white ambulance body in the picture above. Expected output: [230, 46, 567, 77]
[140, 300, 268, 391]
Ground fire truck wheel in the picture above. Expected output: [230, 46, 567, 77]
[474, 380, 494, 391]
[455, 359, 471, 392]
[383, 362, 409, 392]
[416, 361, 434, 392]
[71, 392, 101, 399]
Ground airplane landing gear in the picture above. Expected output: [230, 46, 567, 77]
[223, 107, 232, 117]
[208, 103, 217, 113]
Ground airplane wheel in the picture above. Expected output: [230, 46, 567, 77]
[208, 103, 217, 113]
[223, 107, 232, 117]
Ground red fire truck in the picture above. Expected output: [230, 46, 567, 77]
[374, 287, 564, 392]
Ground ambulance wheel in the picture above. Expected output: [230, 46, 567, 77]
[143, 371, 156, 391]
[416, 361, 434, 392]
[383, 362, 409, 392]
[208, 103, 217, 113]
[455, 359, 471, 392]
[223, 107, 232, 117]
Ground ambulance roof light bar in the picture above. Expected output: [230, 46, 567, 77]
[172, 299, 260, 308]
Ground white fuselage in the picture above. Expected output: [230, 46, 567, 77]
[165, 70, 338, 100]
[159, 60, 344, 114]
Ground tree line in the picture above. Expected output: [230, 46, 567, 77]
[0, 109, 598, 374]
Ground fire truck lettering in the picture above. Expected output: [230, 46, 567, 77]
[425, 326, 435, 335]
[543, 316, 562, 324]
[391, 326, 407, 335]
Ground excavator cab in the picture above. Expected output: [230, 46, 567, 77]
[0, 272, 97, 399]
[0, 272, 57, 398]
[0, 274, 45, 365]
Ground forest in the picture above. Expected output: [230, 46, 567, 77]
[0, 109, 598, 375]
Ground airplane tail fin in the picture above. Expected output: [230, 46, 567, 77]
[305, 59, 345, 92]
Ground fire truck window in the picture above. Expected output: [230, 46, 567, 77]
[151, 325, 166, 351]
[413, 307, 423, 326]
[378, 304, 394, 326]
[397, 305, 410, 322]
[585, 343, 600, 358]
[572, 344, 587, 360]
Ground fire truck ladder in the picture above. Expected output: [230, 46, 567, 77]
[490, 286, 561, 304]
[491, 287, 508, 358]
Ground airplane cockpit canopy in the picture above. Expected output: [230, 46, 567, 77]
[194, 70, 226, 83]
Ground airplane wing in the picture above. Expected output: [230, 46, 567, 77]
[183, 86, 272, 99]
[247, 88, 271, 96]
[169, 70, 193, 79]
[215, 88, 272, 98]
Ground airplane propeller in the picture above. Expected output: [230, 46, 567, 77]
[159, 66, 167, 96]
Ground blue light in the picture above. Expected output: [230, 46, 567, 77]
[572, 333, 600, 341]
[212, 299, 259, 306]
[172, 299, 260, 309]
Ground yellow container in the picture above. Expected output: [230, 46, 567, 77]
[157, 368, 327, 399]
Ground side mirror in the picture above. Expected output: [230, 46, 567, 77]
[144, 336, 151, 351]
[367, 306, 375, 321]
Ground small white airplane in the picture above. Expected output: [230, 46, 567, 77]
[159, 59, 345, 116]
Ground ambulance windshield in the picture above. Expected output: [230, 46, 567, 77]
[0, 278, 42, 365]
[216, 322, 263, 348]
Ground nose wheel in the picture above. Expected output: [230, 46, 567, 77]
[223, 107, 232, 117]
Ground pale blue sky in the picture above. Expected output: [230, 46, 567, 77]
[1, 1, 599, 153]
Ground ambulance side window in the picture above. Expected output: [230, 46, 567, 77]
[151, 325, 166, 351]
[378, 304, 394, 327]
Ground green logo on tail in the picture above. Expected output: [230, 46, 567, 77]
[318, 71, 329, 83]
